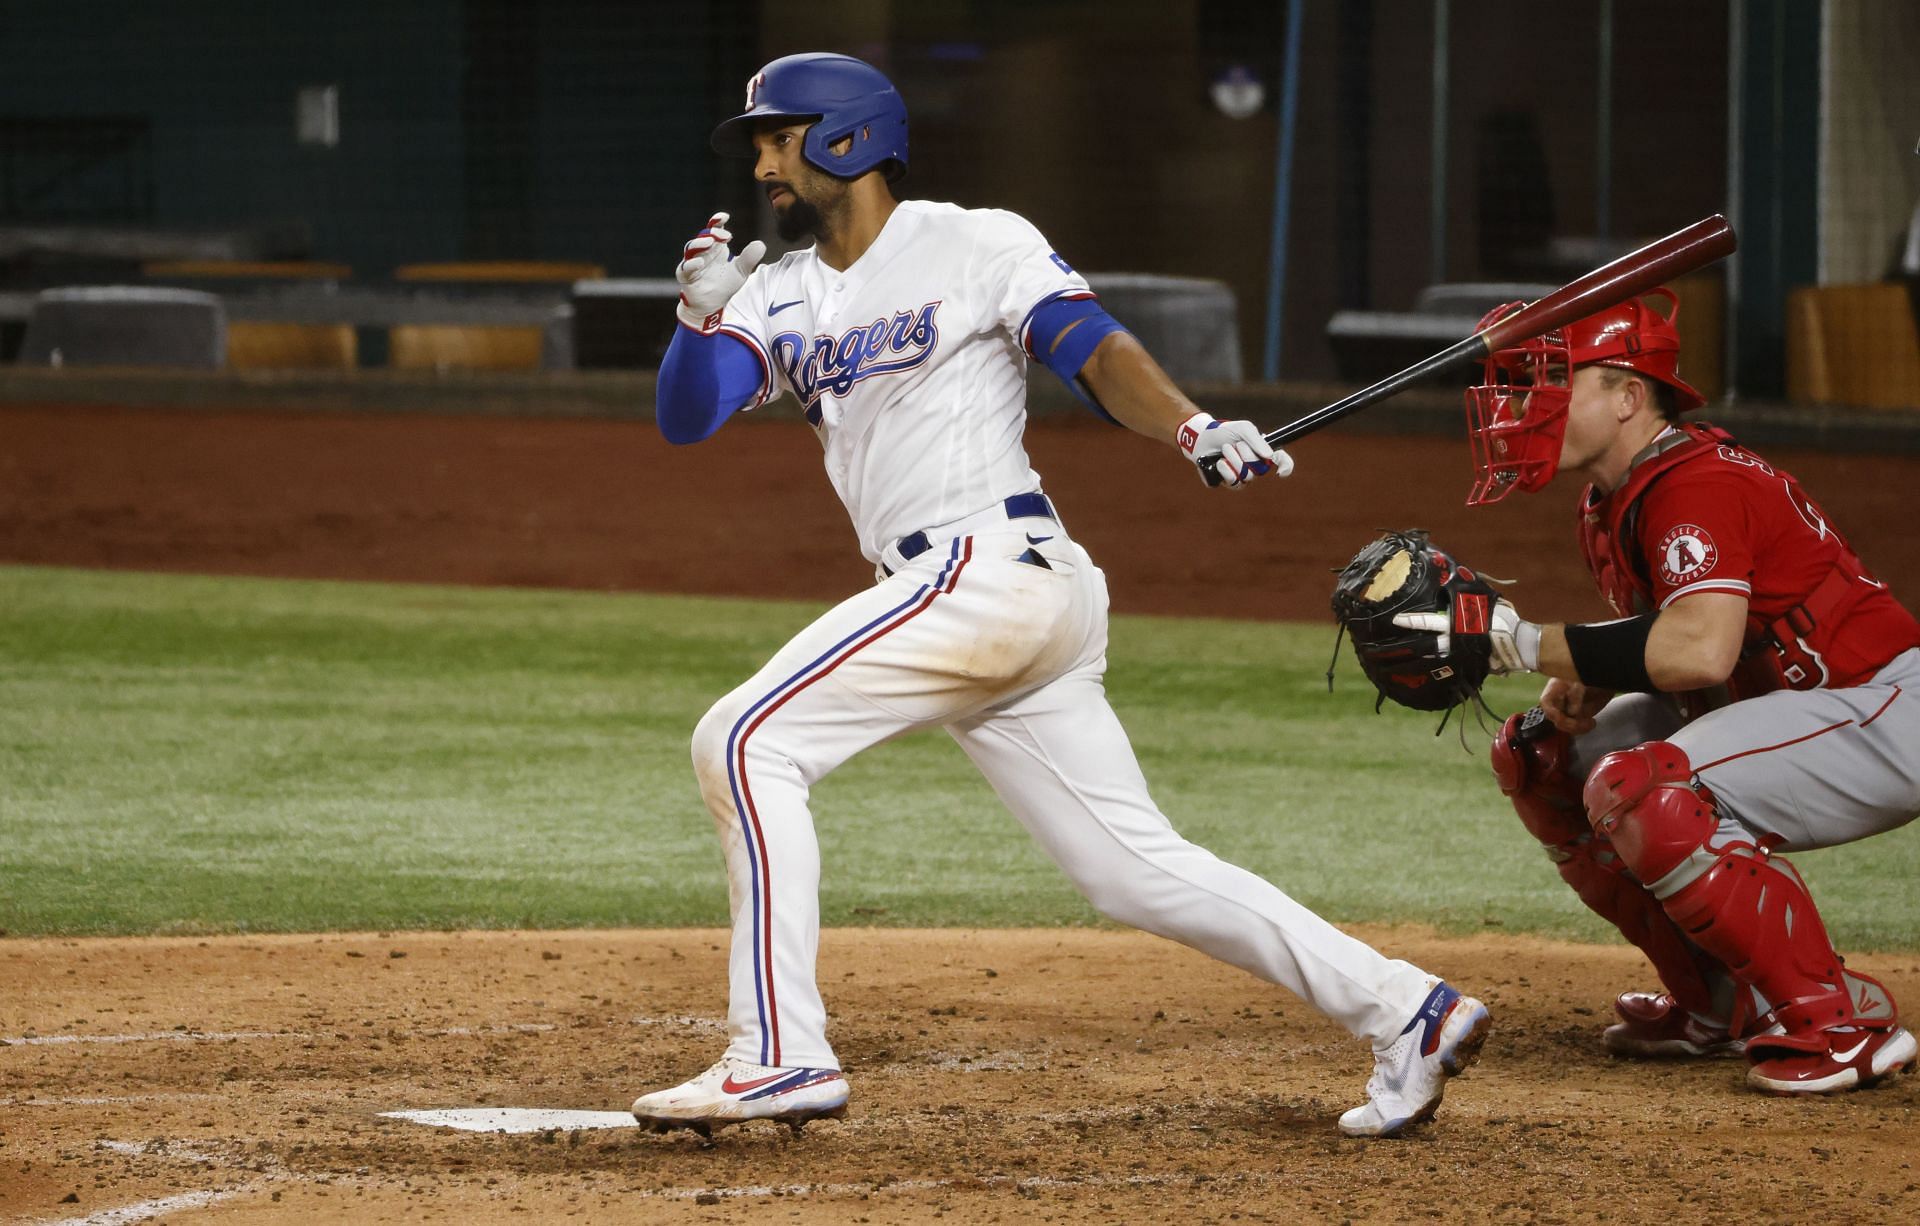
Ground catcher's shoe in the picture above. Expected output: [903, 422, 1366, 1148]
[1603, 991, 1744, 1059]
[630, 1057, 849, 1136]
[1746, 1025, 1918, 1096]
[1338, 981, 1491, 1139]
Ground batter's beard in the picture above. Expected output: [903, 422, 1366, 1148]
[775, 196, 825, 242]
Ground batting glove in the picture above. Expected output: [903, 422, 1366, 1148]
[1393, 598, 1542, 675]
[675, 211, 766, 334]
[1175, 412, 1294, 488]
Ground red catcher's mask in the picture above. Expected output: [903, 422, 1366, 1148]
[1464, 287, 1706, 506]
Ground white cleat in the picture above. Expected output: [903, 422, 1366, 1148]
[630, 1057, 849, 1137]
[1338, 981, 1491, 1139]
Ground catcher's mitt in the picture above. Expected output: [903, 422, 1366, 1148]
[1330, 530, 1497, 715]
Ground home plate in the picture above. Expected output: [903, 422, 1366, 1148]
[382, 1108, 640, 1133]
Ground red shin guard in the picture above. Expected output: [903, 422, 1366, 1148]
[1585, 741, 1899, 1050]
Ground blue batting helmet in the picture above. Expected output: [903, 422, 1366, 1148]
[711, 53, 909, 182]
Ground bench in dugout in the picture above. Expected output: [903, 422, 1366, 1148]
[18, 286, 225, 369]
[389, 262, 603, 372]
[142, 260, 357, 371]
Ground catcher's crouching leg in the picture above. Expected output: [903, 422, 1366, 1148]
[1493, 710, 1731, 1052]
[1585, 741, 1918, 1094]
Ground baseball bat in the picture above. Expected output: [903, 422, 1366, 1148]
[1198, 213, 1737, 485]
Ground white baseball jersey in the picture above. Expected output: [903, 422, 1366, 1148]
[717, 200, 1092, 563]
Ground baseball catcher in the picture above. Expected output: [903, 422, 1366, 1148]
[1394, 289, 1920, 1096]
[1330, 530, 1509, 721]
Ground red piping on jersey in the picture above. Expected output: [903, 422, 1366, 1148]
[1695, 718, 1854, 773]
[1860, 686, 1902, 728]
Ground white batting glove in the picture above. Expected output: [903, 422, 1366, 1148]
[675, 211, 766, 334]
[1175, 412, 1294, 488]
[1393, 598, 1542, 675]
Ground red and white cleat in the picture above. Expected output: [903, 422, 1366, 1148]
[1746, 1025, 1918, 1095]
[631, 1057, 849, 1136]
[1602, 992, 1744, 1059]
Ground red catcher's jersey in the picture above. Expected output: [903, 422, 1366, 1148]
[1579, 424, 1920, 692]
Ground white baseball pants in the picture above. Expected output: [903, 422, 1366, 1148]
[687, 521, 1436, 1070]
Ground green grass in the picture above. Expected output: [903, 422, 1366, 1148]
[4, 564, 1919, 947]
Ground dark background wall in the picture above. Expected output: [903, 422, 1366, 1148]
[0, 1, 469, 272]
[0, 0, 1740, 381]
[0, 0, 757, 275]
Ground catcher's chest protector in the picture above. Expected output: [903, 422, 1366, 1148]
[1581, 426, 1756, 717]
[1578, 425, 1726, 619]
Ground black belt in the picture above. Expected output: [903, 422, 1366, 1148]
[887, 492, 1058, 574]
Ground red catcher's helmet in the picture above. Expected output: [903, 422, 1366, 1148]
[1464, 287, 1706, 506]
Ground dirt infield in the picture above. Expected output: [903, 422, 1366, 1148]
[7, 402, 1918, 622]
[5, 928, 1919, 1224]
[6, 402, 1920, 1222]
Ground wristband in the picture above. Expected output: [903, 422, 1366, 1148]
[1175, 412, 1215, 456]
[677, 298, 727, 335]
[1564, 615, 1658, 693]
[1509, 617, 1543, 673]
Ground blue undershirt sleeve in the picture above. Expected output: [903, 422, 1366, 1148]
[655, 326, 768, 445]
[1025, 296, 1129, 424]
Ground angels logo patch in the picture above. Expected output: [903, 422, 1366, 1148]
[1657, 524, 1719, 585]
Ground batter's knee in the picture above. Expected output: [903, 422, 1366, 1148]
[1069, 873, 1149, 928]
[690, 689, 752, 809]
[1491, 708, 1589, 850]
[1053, 842, 1190, 933]
[1582, 741, 1719, 890]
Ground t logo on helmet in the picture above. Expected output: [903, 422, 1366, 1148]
[745, 73, 765, 108]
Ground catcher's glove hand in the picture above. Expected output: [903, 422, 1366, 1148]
[1330, 530, 1498, 715]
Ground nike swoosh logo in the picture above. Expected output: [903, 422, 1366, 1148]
[1830, 1035, 1871, 1063]
[719, 1071, 791, 1094]
[1025, 533, 1053, 545]
[769, 299, 805, 316]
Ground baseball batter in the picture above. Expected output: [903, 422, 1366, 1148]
[630, 52, 1489, 1139]
[1399, 290, 1920, 1094]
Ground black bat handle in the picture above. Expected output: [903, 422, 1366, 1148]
[1192, 333, 1491, 486]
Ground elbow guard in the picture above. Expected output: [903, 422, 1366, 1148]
[1025, 294, 1127, 422]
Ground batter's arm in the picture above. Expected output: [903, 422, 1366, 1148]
[1079, 333, 1289, 486]
[655, 327, 767, 444]
[1076, 331, 1204, 444]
